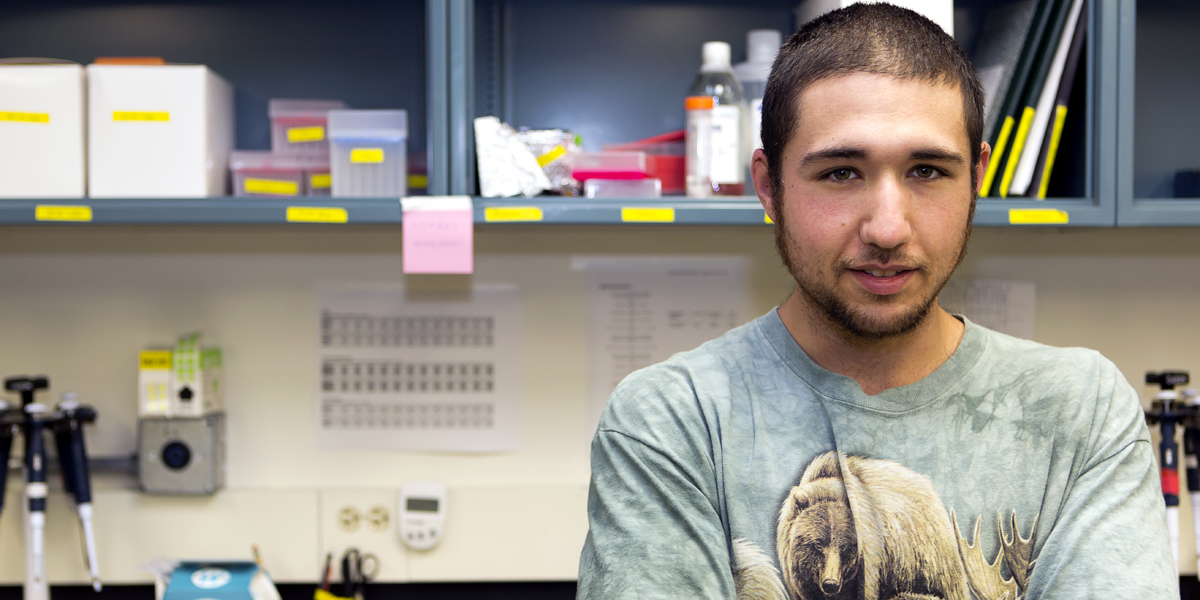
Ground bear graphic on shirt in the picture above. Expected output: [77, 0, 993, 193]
[732, 451, 1037, 600]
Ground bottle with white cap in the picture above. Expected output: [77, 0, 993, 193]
[733, 29, 783, 172]
[686, 41, 745, 198]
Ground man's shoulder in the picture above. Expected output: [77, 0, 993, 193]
[967, 320, 1128, 401]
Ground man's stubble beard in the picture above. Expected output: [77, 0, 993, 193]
[771, 185, 976, 343]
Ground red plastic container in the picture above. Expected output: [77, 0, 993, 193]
[605, 130, 685, 195]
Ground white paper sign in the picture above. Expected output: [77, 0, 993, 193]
[316, 283, 522, 452]
[575, 256, 750, 439]
[939, 278, 1036, 340]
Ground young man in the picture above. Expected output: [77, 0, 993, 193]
[578, 4, 1176, 600]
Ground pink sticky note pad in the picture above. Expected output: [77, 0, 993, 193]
[402, 198, 474, 274]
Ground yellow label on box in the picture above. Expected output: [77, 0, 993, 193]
[0, 111, 50, 123]
[244, 178, 300, 196]
[310, 173, 332, 189]
[287, 126, 325, 143]
[350, 148, 385, 163]
[1008, 208, 1069, 225]
[35, 205, 92, 222]
[485, 206, 544, 222]
[408, 174, 428, 189]
[139, 350, 173, 370]
[621, 207, 675, 223]
[287, 207, 348, 223]
[113, 111, 170, 122]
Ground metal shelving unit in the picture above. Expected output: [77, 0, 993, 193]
[0, 0, 1126, 229]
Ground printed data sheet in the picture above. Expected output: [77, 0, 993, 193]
[939, 278, 1036, 340]
[575, 256, 750, 438]
[316, 283, 522, 452]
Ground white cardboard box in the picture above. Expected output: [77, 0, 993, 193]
[794, 0, 953, 36]
[0, 63, 86, 198]
[87, 64, 234, 197]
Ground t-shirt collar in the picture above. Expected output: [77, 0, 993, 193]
[757, 307, 987, 412]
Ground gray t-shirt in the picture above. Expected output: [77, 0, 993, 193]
[579, 310, 1176, 600]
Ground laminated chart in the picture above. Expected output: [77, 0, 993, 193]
[316, 283, 522, 452]
[574, 256, 750, 439]
[939, 278, 1036, 340]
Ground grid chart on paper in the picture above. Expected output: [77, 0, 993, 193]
[321, 312, 495, 348]
[323, 360, 495, 394]
[321, 399, 495, 429]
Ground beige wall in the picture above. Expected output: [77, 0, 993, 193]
[0, 224, 1196, 583]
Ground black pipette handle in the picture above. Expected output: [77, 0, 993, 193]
[52, 402, 96, 504]
[24, 405, 48, 513]
[0, 406, 12, 514]
[1185, 427, 1200, 494]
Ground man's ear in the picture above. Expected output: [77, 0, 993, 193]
[751, 149, 777, 221]
[975, 141, 991, 197]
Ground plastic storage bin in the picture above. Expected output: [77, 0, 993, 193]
[585, 178, 662, 199]
[306, 165, 332, 196]
[571, 152, 647, 181]
[0, 62, 86, 198]
[269, 98, 345, 157]
[606, 131, 686, 195]
[229, 151, 304, 197]
[328, 109, 407, 198]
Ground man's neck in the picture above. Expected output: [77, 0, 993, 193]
[777, 289, 966, 396]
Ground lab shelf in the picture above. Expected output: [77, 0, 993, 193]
[0, 195, 1113, 226]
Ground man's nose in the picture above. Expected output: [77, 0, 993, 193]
[859, 175, 912, 250]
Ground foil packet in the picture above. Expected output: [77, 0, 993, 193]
[515, 128, 582, 196]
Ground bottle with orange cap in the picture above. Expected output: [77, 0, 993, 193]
[685, 41, 744, 198]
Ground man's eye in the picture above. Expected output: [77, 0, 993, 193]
[828, 168, 855, 181]
[912, 166, 942, 179]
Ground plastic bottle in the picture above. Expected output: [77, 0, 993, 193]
[686, 41, 745, 197]
[733, 29, 782, 173]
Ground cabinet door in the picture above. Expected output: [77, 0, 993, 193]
[1117, 0, 1200, 225]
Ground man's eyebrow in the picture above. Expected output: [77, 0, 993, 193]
[910, 147, 966, 165]
[798, 146, 868, 168]
[798, 146, 967, 168]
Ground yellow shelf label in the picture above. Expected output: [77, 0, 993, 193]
[35, 205, 93, 222]
[0, 111, 50, 123]
[1008, 208, 1069, 225]
[244, 178, 299, 196]
[350, 148, 384, 164]
[113, 111, 170, 122]
[408, 174, 428, 189]
[139, 350, 173, 370]
[287, 206, 348, 223]
[485, 206, 544, 222]
[310, 173, 332, 189]
[621, 207, 675, 223]
[287, 126, 325, 143]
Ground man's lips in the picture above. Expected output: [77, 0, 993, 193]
[848, 266, 916, 295]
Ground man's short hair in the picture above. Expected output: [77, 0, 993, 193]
[760, 3, 985, 199]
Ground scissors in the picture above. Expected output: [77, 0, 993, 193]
[340, 548, 379, 600]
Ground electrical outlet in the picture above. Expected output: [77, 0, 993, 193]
[365, 506, 390, 532]
[338, 506, 361, 532]
[319, 490, 407, 582]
